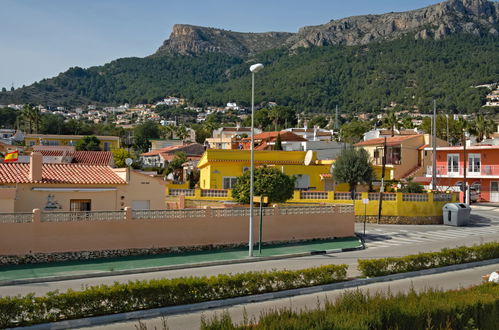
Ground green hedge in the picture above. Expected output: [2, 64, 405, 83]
[202, 283, 499, 329]
[358, 242, 499, 277]
[0, 264, 347, 328]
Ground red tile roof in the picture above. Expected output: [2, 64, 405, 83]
[72, 151, 113, 165]
[34, 150, 114, 165]
[141, 143, 205, 157]
[0, 163, 126, 184]
[354, 135, 420, 146]
[252, 131, 307, 142]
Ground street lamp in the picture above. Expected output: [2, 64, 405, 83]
[249, 63, 264, 257]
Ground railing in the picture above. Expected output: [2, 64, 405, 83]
[367, 193, 396, 201]
[133, 209, 206, 219]
[169, 189, 195, 196]
[201, 189, 228, 198]
[280, 205, 336, 215]
[212, 207, 276, 217]
[0, 213, 32, 223]
[402, 193, 429, 202]
[300, 191, 328, 200]
[428, 165, 499, 177]
[433, 193, 453, 202]
[41, 211, 125, 222]
[333, 192, 361, 200]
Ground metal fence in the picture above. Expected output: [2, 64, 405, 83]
[0, 213, 33, 224]
[433, 193, 453, 202]
[41, 211, 125, 222]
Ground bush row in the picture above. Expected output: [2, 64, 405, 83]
[201, 283, 499, 329]
[358, 242, 499, 277]
[0, 264, 347, 328]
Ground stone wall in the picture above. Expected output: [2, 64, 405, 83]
[355, 215, 443, 225]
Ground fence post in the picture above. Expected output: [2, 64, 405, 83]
[178, 195, 185, 209]
[293, 190, 301, 201]
[429, 192, 435, 203]
[195, 188, 202, 199]
[33, 208, 41, 223]
[327, 191, 334, 202]
[165, 187, 170, 196]
[204, 206, 212, 217]
[273, 204, 280, 216]
[124, 207, 132, 221]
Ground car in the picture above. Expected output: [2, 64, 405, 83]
[454, 182, 479, 203]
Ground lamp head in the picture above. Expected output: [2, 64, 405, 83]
[250, 63, 264, 73]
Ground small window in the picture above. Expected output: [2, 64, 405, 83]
[223, 177, 238, 189]
[70, 199, 91, 211]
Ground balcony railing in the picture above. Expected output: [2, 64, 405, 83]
[0, 213, 33, 224]
[427, 165, 499, 177]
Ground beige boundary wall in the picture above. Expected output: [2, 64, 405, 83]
[0, 205, 354, 256]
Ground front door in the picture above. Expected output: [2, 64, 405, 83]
[491, 182, 499, 202]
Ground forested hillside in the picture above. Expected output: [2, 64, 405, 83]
[1, 34, 497, 114]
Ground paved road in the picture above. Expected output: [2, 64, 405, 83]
[78, 263, 499, 330]
[1, 205, 497, 297]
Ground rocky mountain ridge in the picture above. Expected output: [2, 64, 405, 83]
[157, 0, 498, 56]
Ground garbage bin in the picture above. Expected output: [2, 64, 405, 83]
[442, 203, 471, 226]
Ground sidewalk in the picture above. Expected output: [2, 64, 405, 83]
[0, 237, 362, 284]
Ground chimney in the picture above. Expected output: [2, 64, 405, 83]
[30, 152, 43, 182]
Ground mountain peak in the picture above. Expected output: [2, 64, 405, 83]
[155, 24, 293, 57]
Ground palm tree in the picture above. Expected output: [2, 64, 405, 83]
[383, 111, 401, 137]
[175, 125, 189, 142]
[21, 104, 41, 134]
[160, 124, 176, 140]
[470, 115, 496, 142]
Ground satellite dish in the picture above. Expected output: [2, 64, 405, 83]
[304, 150, 313, 166]
[125, 158, 133, 167]
[330, 163, 335, 174]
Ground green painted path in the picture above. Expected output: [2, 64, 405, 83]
[0, 237, 361, 282]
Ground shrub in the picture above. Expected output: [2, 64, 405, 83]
[202, 283, 499, 329]
[358, 242, 499, 277]
[0, 264, 347, 327]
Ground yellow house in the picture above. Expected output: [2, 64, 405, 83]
[197, 149, 332, 190]
[0, 152, 166, 212]
[25, 134, 120, 151]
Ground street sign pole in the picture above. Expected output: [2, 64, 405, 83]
[362, 198, 369, 239]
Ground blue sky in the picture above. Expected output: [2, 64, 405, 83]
[0, 0, 442, 90]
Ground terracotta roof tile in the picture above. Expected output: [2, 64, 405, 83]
[354, 135, 420, 146]
[0, 163, 126, 184]
[141, 143, 205, 157]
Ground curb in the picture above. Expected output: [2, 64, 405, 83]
[14, 258, 499, 330]
[0, 243, 364, 287]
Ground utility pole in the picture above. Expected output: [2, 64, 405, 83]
[463, 130, 468, 204]
[377, 137, 387, 224]
[432, 100, 437, 191]
[335, 105, 339, 131]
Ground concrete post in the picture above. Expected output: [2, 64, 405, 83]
[32, 208, 41, 223]
[273, 204, 280, 216]
[203, 206, 212, 217]
[178, 195, 185, 209]
[124, 207, 132, 221]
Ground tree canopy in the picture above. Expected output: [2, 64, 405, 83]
[232, 166, 295, 204]
[75, 136, 101, 151]
[333, 148, 374, 194]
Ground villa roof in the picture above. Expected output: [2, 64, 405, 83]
[0, 163, 126, 185]
[355, 135, 420, 147]
[141, 143, 205, 157]
[34, 150, 114, 166]
[252, 131, 307, 142]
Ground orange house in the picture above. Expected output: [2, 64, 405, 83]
[425, 145, 499, 202]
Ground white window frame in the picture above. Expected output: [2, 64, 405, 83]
[468, 153, 481, 173]
[447, 154, 459, 174]
[223, 176, 238, 189]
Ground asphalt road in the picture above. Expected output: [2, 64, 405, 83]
[78, 263, 499, 330]
[0, 205, 497, 298]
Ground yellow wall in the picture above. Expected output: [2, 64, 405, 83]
[198, 150, 330, 190]
[25, 135, 120, 150]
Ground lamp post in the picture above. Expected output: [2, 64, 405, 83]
[249, 63, 264, 257]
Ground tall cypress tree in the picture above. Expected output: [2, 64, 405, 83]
[274, 133, 283, 150]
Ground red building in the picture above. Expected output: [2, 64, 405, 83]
[426, 145, 499, 202]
